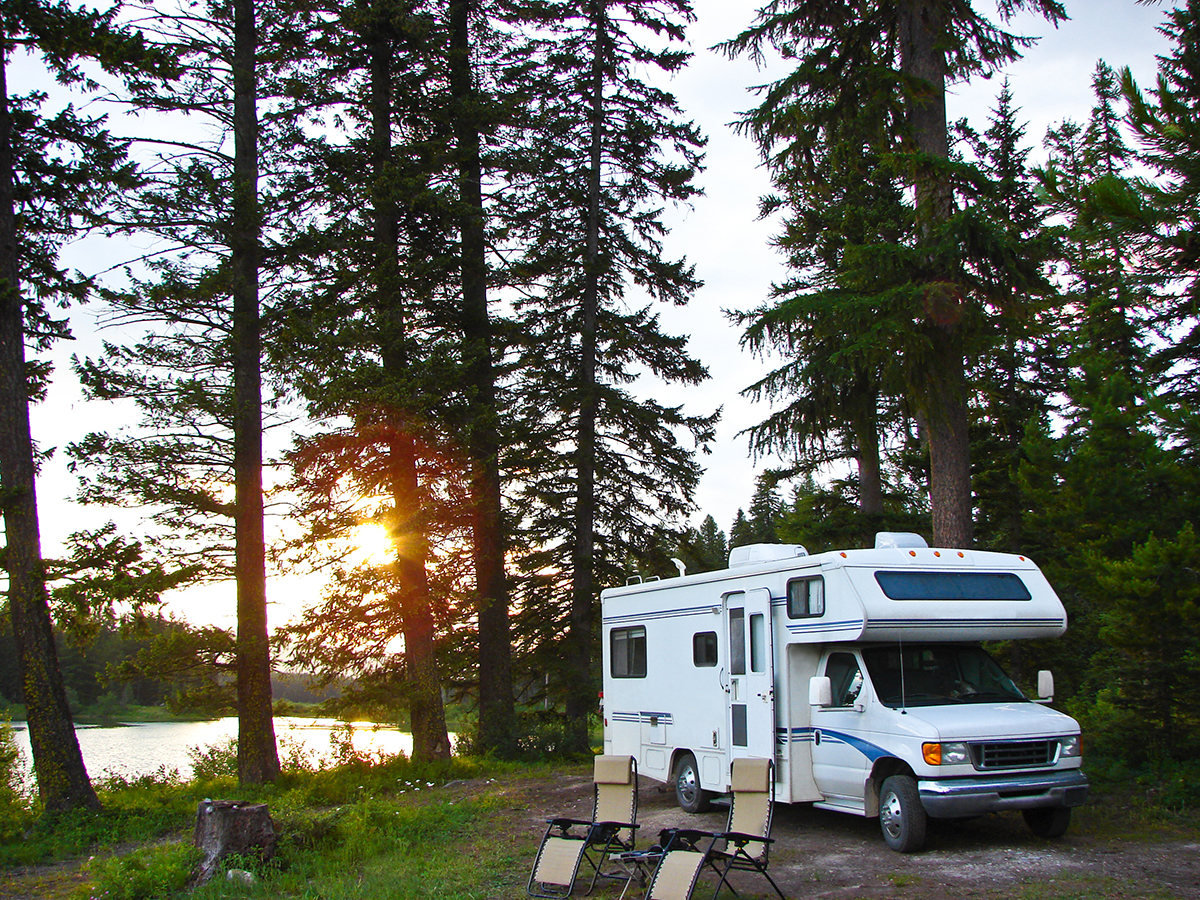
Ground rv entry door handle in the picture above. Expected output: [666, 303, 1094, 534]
[719, 667, 729, 693]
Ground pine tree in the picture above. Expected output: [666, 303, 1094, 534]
[270, 0, 455, 762]
[1124, 0, 1200, 461]
[500, 0, 712, 752]
[959, 82, 1057, 552]
[66, 0, 288, 783]
[721, 0, 1066, 548]
[1, 0, 170, 812]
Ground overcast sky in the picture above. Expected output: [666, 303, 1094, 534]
[23, 0, 1179, 629]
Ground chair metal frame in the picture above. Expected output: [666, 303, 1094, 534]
[527, 755, 640, 898]
[656, 757, 787, 900]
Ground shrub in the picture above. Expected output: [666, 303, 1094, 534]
[0, 716, 32, 841]
[187, 738, 238, 780]
[84, 842, 200, 900]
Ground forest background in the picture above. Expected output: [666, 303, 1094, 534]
[3, 0, 1200, 813]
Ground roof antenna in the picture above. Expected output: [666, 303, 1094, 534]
[671, 558, 687, 578]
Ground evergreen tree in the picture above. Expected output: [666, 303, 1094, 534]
[501, 0, 712, 752]
[675, 515, 727, 574]
[721, 0, 1066, 548]
[66, 0, 289, 783]
[959, 82, 1058, 553]
[1097, 525, 1200, 764]
[1124, 0, 1200, 461]
[1, 0, 170, 812]
[270, 0, 456, 762]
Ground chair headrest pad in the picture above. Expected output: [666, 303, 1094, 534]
[731, 757, 772, 793]
[594, 755, 633, 784]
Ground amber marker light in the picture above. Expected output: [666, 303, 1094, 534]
[923, 742, 969, 765]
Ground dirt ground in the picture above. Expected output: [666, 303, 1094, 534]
[512, 770, 1200, 900]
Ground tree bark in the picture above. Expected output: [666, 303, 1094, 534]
[897, 0, 973, 548]
[193, 800, 277, 884]
[0, 40, 99, 814]
[851, 402, 884, 516]
[369, 3, 450, 763]
[448, 0, 515, 756]
[231, 0, 278, 784]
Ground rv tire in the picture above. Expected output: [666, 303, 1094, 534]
[1023, 806, 1071, 838]
[673, 753, 712, 814]
[879, 775, 926, 852]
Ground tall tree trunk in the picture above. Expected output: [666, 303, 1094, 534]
[0, 48, 99, 813]
[448, 0, 515, 756]
[369, 6, 450, 763]
[898, 0, 973, 548]
[231, 0, 278, 785]
[564, 0, 606, 754]
[851, 401, 884, 516]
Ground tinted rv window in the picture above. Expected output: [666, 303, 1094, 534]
[787, 577, 825, 618]
[874, 571, 1031, 601]
[611, 627, 646, 678]
[729, 608, 746, 675]
[693, 631, 718, 667]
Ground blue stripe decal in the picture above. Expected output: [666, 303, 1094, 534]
[603, 605, 719, 625]
[865, 618, 1063, 629]
[784, 619, 863, 635]
[610, 711, 674, 725]
[775, 726, 891, 762]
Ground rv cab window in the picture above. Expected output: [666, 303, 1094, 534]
[787, 577, 825, 618]
[825, 653, 864, 707]
[693, 631, 718, 667]
[610, 627, 647, 678]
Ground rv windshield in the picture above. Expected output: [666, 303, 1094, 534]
[861, 644, 1026, 708]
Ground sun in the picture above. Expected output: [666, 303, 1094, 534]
[349, 523, 396, 567]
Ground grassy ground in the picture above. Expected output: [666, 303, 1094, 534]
[2, 751, 1198, 900]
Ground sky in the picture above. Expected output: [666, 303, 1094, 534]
[21, 0, 1180, 631]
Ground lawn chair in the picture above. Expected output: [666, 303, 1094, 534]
[659, 757, 787, 900]
[527, 755, 639, 898]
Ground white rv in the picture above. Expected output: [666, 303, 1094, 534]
[600, 533, 1088, 852]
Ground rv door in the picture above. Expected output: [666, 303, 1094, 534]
[726, 588, 776, 765]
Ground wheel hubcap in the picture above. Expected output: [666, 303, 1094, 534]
[678, 767, 698, 805]
[881, 792, 903, 838]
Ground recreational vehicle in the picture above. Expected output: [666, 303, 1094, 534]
[600, 533, 1088, 852]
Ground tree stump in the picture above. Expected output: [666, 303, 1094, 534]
[193, 799, 277, 885]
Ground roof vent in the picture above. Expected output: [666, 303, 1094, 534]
[875, 532, 928, 550]
[728, 543, 808, 568]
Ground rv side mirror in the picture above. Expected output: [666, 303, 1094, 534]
[809, 676, 833, 708]
[1037, 670, 1054, 702]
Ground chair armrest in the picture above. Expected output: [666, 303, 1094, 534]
[658, 828, 717, 852]
[547, 817, 592, 832]
[711, 831, 775, 850]
[589, 821, 639, 842]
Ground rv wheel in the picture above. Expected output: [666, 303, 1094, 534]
[1023, 806, 1071, 838]
[879, 775, 927, 852]
[673, 753, 712, 814]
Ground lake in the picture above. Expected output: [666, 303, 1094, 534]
[7, 718, 426, 783]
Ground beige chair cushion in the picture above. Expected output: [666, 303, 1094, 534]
[730, 757, 771, 793]
[593, 754, 633, 784]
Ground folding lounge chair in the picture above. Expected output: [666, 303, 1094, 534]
[527, 755, 639, 898]
[659, 757, 787, 900]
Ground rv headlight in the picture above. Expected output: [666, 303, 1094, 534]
[1059, 735, 1082, 758]
[922, 742, 970, 766]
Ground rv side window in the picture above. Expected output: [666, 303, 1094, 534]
[787, 577, 825, 618]
[729, 609, 746, 675]
[611, 627, 647, 678]
[693, 631, 718, 667]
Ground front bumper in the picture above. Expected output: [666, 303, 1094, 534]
[918, 769, 1089, 818]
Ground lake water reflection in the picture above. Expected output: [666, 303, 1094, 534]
[9, 718, 420, 782]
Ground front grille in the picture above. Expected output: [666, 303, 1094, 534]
[971, 740, 1056, 770]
